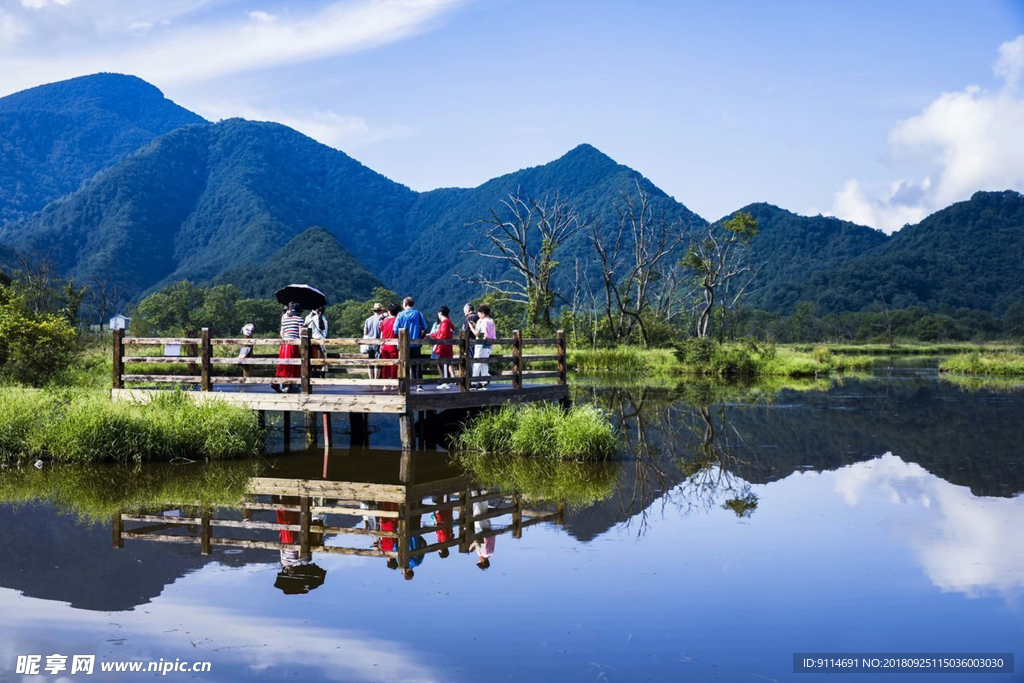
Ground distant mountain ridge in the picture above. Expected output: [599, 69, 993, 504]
[1, 73, 1022, 319]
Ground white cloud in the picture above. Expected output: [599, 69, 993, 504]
[827, 35, 1024, 233]
[0, 0, 464, 93]
[20, 0, 72, 9]
[833, 454, 1024, 598]
[200, 103, 417, 149]
[247, 10, 275, 24]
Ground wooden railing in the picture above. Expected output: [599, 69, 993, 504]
[113, 328, 568, 395]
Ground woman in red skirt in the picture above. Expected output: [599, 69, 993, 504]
[378, 304, 399, 385]
[273, 302, 303, 393]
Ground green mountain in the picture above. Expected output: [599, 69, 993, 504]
[799, 191, 1024, 314]
[722, 203, 889, 314]
[214, 227, 384, 302]
[2, 73, 1023, 322]
[2, 118, 417, 297]
[0, 73, 205, 225]
[395, 143, 707, 307]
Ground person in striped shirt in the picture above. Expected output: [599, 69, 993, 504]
[272, 302, 303, 393]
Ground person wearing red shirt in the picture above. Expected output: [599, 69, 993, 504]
[429, 306, 456, 389]
[378, 304, 399, 385]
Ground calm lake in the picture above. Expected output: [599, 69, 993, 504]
[2, 363, 1022, 682]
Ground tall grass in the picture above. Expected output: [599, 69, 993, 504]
[456, 403, 618, 461]
[939, 352, 1024, 377]
[453, 451, 620, 507]
[0, 388, 263, 464]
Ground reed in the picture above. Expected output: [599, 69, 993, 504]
[939, 352, 1024, 377]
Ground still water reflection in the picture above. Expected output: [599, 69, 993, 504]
[0, 366, 1021, 681]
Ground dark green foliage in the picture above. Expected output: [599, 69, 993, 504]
[796, 191, 1024, 315]
[324, 286, 400, 338]
[0, 73, 205, 224]
[215, 227, 384, 302]
[133, 281, 281, 336]
[0, 284, 79, 385]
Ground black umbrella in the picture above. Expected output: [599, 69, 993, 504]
[275, 284, 327, 310]
[274, 563, 327, 595]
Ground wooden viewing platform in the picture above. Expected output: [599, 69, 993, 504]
[110, 327, 570, 449]
[112, 470, 564, 578]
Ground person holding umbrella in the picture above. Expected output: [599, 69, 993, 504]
[272, 285, 328, 393]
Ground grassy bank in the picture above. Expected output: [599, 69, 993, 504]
[561, 342, 874, 379]
[939, 352, 1024, 377]
[0, 460, 261, 521]
[453, 451, 619, 507]
[789, 342, 1023, 356]
[456, 404, 618, 461]
[0, 388, 263, 465]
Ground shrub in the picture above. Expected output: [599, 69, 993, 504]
[0, 285, 79, 385]
[457, 403, 618, 461]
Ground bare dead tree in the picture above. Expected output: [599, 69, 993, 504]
[682, 212, 760, 339]
[461, 191, 588, 330]
[591, 182, 686, 346]
[87, 275, 124, 328]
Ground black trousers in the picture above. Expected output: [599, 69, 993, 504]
[409, 346, 423, 380]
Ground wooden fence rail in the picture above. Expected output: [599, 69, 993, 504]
[113, 328, 568, 396]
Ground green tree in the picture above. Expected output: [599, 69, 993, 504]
[683, 211, 760, 339]
[133, 281, 205, 335]
[0, 284, 78, 385]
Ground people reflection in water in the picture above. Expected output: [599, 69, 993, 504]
[432, 495, 453, 559]
[272, 495, 326, 595]
[468, 491, 495, 570]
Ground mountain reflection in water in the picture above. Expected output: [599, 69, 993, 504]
[0, 366, 1020, 682]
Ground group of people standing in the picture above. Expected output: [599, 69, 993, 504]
[271, 296, 496, 391]
[360, 297, 497, 391]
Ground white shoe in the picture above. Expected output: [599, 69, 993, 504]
[416, 386, 423, 392]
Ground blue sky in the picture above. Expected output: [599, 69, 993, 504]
[1, 0, 1022, 230]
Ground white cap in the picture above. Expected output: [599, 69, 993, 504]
[241, 323, 255, 336]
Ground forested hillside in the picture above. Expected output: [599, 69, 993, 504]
[214, 227, 384, 302]
[0, 73, 205, 224]
[797, 191, 1024, 315]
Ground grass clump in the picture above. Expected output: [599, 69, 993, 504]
[674, 339, 873, 378]
[457, 403, 618, 461]
[0, 388, 263, 464]
[939, 351, 1024, 377]
[452, 451, 620, 507]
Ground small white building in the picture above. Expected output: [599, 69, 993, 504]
[109, 314, 131, 331]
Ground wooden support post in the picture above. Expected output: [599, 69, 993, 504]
[397, 328, 410, 396]
[512, 493, 523, 539]
[300, 327, 312, 395]
[112, 511, 124, 548]
[200, 507, 211, 555]
[399, 411, 414, 452]
[112, 328, 124, 389]
[459, 330, 470, 393]
[300, 497, 311, 561]
[397, 504, 409, 570]
[400, 449, 415, 483]
[322, 412, 333, 447]
[257, 410, 266, 431]
[282, 411, 291, 452]
[556, 501, 566, 526]
[242, 506, 253, 521]
[556, 329, 567, 386]
[304, 411, 317, 447]
[512, 329, 523, 389]
[200, 328, 212, 392]
[459, 488, 472, 553]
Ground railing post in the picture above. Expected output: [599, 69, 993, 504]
[200, 506, 212, 555]
[556, 329, 567, 385]
[200, 328, 212, 391]
[300, 327, 312, 395]
[512, 329, 522, 389]
[112, 328, 124, 389]
[300, 496, 311, 561]
[112, 511, 124, 548]
[398, 328, 410, 395]
[459, 330, 470, 393]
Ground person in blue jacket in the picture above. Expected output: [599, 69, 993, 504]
[393, 296, 430, 388]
